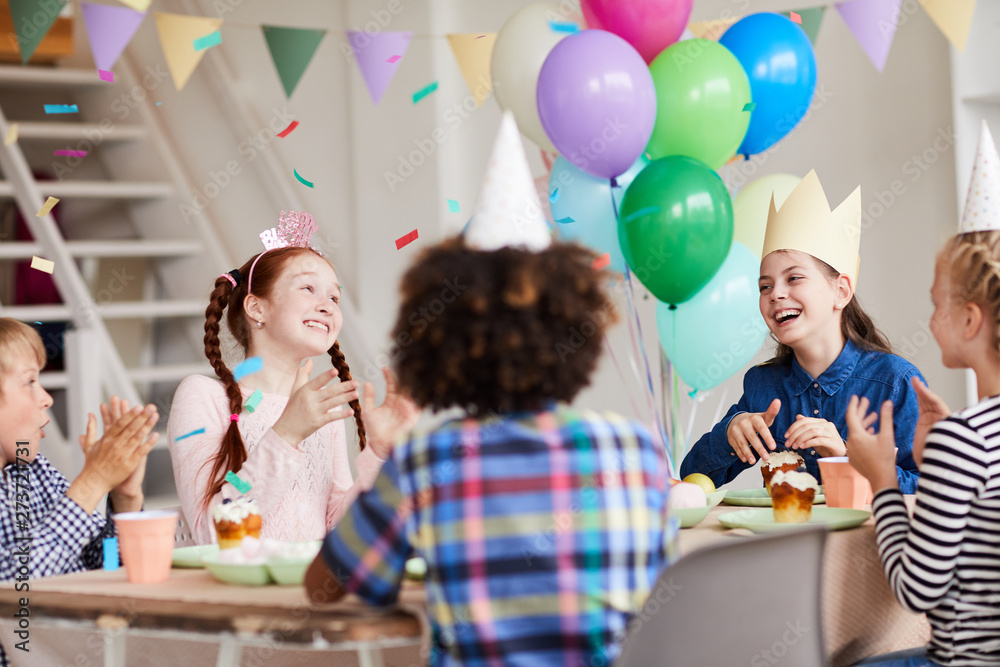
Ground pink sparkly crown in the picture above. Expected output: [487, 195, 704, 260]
[259, 210, 319, 250]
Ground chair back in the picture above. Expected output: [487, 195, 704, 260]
[163, 505, 196, 547]
[617, 527, 828, 667]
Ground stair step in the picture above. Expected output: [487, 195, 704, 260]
[1, 299, 205, 322]
[0, 181, 174, 199]
[16, 121, 146, 142]
[41, 363, 213, 388]
[0, 239, 202, 259]
[0, 66, 115, 88]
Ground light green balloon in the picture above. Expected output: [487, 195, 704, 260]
[647, 39, 752, 169]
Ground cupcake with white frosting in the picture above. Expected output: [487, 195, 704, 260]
[212, 497, 262, 550]
[761, 450, 805, 495]
[770, 470, 819, 523]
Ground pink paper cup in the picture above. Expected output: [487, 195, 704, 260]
[113, 510, 178, 583]
[818, 457, 873, 509]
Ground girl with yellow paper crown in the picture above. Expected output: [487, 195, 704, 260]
[681, 170, 923, 493]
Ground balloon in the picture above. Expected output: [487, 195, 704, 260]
[537, 30, 656, 179]
[581, 0, 693, 63]
[719, 13, 817, 156]
[647, 39, 751, 169]
[550, 154, 649, 273]
[657, 242, 768, 391]
[492, 3, 578, 152]
[733, 173, 801, 258]
[618, 156, 733, 304]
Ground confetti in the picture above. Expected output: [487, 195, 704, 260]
[156, 102, 163, 106]
[447, 199, 461, 213]
[30, 256, 54, 273]
[412, 81, 438, 104]
[743, 102, 756, 112]
[243, 388, 263, 413]
[98, 69, 114, 82]
[395, 229, 419, 249]
[44, 104, 78, 114]
[593, 253, 611, 270]
[789, 11, 802, 24]
[549, 188, 560, 203]
[103, 538, 119, 571]
[233, 356, 263, 381]
[193, 30, 222, 52]
[293, 168, 314, 188]
[476, 34, 486, 39]
[548, 21, 580, 33]
[225, 470, 252, 494]
[387, 55, 402, 63]
[54, 150, 87, 157]
[555, 216, 575, 224]
[622, 206, 660, 223]
[175, 427, 206, 441]
[4, 124, 17, 146]
[276, 120, 299, 138]
[36, 197, 59, 217]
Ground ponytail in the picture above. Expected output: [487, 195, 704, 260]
[329, 341, 367, 450]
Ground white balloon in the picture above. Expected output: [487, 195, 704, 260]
[491, 2, 576, 152]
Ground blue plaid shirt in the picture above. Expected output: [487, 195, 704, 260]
[1, 455, 116, 667]
[322, 406, 670, 667]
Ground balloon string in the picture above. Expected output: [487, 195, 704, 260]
[603, 334, 653, 447]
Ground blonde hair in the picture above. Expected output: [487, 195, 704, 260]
[939, 231, 1000, 354]
[0, 318, 46, 391]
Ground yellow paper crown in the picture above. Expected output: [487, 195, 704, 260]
[761, 170, 862, 284]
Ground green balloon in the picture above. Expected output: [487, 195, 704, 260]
[647, 39, 752, 169]
[619, 156, 733, 305]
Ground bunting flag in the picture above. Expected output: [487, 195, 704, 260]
[154, 12, 223, 90]
[446, 33, 497, 106]
[781, 7, 827, 45]
[836, 0, 902, 72]
[81, 2, 146, 72]
[262, 26, 326, 98]
[687, 17, 738, 41]
[919, 0, 976, 52]
[117, 0, 151, 10]
[347, 30, 412, 105]
[10, 0, 67, 64]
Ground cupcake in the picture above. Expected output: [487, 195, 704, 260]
[761, 450, 805, 495]
[770, 470, 819, 523]
[212, 497, 262, 550]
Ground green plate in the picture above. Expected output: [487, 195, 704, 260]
[172, 544, 218, 569]
[202, 553, 272, 586]
[671, 505, 711, 528]
[717, 507, 870, 533]
[722, 487, 825, 507]
[706, 490, 727, 507]
[266, 541, 323, 586]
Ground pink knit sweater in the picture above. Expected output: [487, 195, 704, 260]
[166, 374, 384, 545]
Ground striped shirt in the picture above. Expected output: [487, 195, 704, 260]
[322, 405, 670, 666]
[872, 395, 1000, 666]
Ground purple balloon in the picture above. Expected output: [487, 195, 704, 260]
[537, 30, 657, 180]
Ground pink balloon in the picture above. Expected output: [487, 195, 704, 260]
[581, 0, 693, 63]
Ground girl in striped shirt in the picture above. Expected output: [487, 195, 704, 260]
[846, 230, 1000, 667]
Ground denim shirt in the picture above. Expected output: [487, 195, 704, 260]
[680, 340, 923, 494]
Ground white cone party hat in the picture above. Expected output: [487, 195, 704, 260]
[464, 111, 552, 251]
[960, 120, 1000, 233]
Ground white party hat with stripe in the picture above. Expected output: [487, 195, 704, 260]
[464, 111, 552, 251]
[960, 120, 1000, 233]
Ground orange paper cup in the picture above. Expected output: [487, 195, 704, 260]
[113, 510, 178, 583]
[817, 457, 873, 509]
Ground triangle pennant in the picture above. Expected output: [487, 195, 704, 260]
[687, 17, 737, 41]
[154, 12, 222, 91]
[445, 33, 497, 107]
[262, 26, 326, 98]
[347, 30, 412, 105]
[919, 0, 976, 52]
[781, 7, 827, 45]
[836, 0, 902, 72]
[81, 2, 145, 72]
[10, 0, 68, 64]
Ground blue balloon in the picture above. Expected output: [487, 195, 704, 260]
[719, 13, 816, 156]
[656, 242, 768, 391]
[549, 154, 649, 273]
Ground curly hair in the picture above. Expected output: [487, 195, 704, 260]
[200, 246, 365, 509]
[390, 238, 617, 415]
[940, 230, 1000, 354]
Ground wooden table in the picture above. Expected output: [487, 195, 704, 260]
[679, 501, 931, 667]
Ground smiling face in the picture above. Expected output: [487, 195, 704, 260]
[758, 250, 850, 352]
[249, 253, 343, 358]
[0, 350, 53, 465]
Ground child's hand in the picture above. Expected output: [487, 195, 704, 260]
[784, 415, 846, 457]
[361, 368, 420, 459]
[845, 396, 898, 492]
[101, 399, 151, 509]
[911, 376, 950, 466]
[726, 399, 781, 465]
[272, 359, 360, 447]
